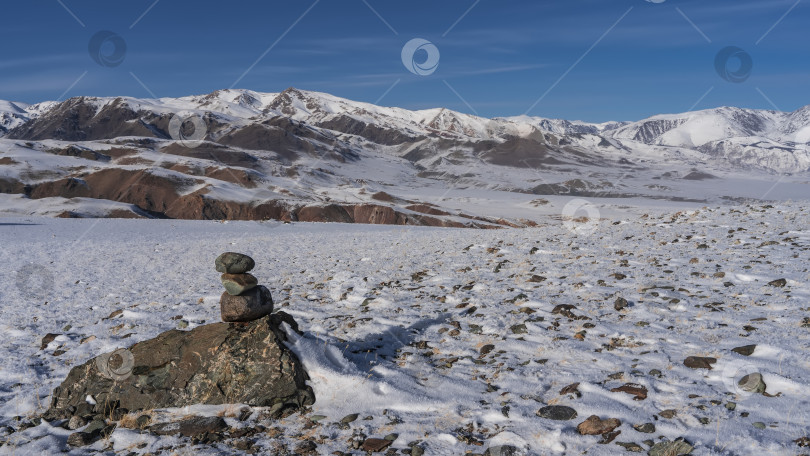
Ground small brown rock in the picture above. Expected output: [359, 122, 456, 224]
[40, 333, 59, 350]
[361, 438, 393, 452]
[577, 415, 622, 435]
[610, 383, 648, 400]
[560, 382, 581, 398]
[683, 356, 717, 370]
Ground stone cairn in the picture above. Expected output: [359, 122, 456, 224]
[215, 252, 274, 322]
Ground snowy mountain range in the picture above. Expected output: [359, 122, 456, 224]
[1, 87, 808, 223]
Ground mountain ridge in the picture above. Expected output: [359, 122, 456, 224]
[0, 87, 808, 224]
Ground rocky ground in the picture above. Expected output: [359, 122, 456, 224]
[0, 203, 808, 455]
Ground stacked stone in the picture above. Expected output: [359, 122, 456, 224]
[215, 252, 273, 322]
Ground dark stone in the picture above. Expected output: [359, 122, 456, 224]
[294, 440, 318, 455]
[536, 405, 578, 421]
[220, 285, 273, 322]
[221, 273, 259, 295]
[40, 333, 59, 350]
[361, 438, 393, 452]
[215, 252, 255, 274]
[658, 409, 677, 419]
[633, 423, 655, 433]
[683, 356, 717, 369]
[150, 416, 228, 437]
[484, 445, 522, 455]
[767, 278, 787, 288]
[66, 429, 103, 447]
[614, 297, 629, 311]
[731, 344, 756, 356]
[43, 312, 313, 420]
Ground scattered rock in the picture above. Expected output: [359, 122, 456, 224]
[480, 344, 495, 355]
[340, 413, 359, 424]
[150, 416, 228, 437]
[221, 273, 259, 295]
[44, 313, 313, 420]
[135, 414, 151, 429]
[633, 423, 655, 434]
[683, 356, 717, 369]
[484, 445, 522, 455]
[361, 438, 392, 452]
[536, 405, 577, 421]
[647, 438, 693, 456]
[560, 382, 581, 398]
[599, 430, 621, 444]
[753, 422, 766, 429]
[658, 409, 677, 419]
[731, 345, 756, 356]
[577, 415, 622, 435]
[67, 429, 105, 447]
[738, 372, 766, 394]
[67, 415, 86, 430]
[510, 324, 528, 334]
[528, 275, 547, 283]
[616, 441, 644, 452]
[767, 278, 787, 288]
[215, 252, 255, 274]
[220, 286, 274, 322]
[614, 297, 629, 311]
[610, 383, 648, 401]
[794, 436, 810, 447]
[294, 440, 318, 455]
[40, 333, 59, 350]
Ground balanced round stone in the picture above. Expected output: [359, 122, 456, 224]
[215, 252, 255, 274]
[221, 285, 273, 322]
[221, 273, 258, 296]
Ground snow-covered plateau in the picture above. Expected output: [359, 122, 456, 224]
[1, 202, 808, 455]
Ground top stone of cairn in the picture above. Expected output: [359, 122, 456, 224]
[215, 252, 255, 274]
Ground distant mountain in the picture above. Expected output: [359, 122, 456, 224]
[0, 88, 808, 223]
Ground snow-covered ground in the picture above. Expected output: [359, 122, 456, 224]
[1, 204, 809, 455]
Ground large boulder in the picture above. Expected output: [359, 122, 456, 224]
[44, 312, 314, 421]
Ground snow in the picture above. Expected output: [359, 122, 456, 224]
[0, 203, 808, 454]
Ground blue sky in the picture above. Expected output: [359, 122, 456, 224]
[0, 0, 807, 122]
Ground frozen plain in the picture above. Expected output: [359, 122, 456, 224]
[0, 203, 809, 455]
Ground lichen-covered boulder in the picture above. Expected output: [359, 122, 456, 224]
[44, 312, 313, 421]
